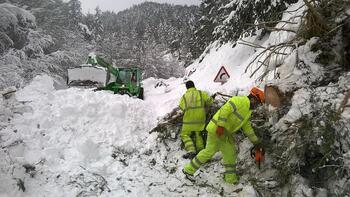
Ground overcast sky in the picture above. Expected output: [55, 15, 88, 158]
[80, 0, 201, 13]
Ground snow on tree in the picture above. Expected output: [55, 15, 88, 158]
[0, 3, 36, 54]
[92, 7, 104, 41]
[190, 0, 300, 59]
[0, 2, 90, 90]
[0, 0, 349, 196]
[91, 2, 197, 78]
[78, 22, 93, 41]
[0, 3, 35, 29]
[66, 0, 83, 29]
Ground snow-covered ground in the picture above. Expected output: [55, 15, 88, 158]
[185, 0, 305, 96]
[0, 1, 308, 196]
[1, 0, 349, 196]
[0, 75, 257, 196]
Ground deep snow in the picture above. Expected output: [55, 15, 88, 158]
[0, 75, 258, 196]
[1, 0, 349, 196]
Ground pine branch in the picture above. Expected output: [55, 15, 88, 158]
[326, 20, 350, 36]
[302, 0, 330, 31]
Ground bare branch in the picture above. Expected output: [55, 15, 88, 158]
[283, 4, 306, 14]
[241, 39, 296, 75]
[253, 45, 288, 79]
[250, 60, 267, 78]
[237, 40, 265, 49]
[246, 23, 297, 33]
[243, 49, 266, 73]
[254, 20, 298, 25]
[338, 90, 350, 114]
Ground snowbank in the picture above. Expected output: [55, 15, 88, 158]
[185, 41, 256, 95]
[0, 75, 159, 196]
[15, 75, 158, 153]
[0, 75, 262, 196]
[143, 77, 186, 117]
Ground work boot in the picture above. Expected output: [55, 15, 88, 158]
[182, 169, 195, 182]
[183, 162, 197, 174]
[224, 173, 239, 184]
[182, 152, 196, 159]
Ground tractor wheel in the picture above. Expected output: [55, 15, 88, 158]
[138, 87, 144, 100]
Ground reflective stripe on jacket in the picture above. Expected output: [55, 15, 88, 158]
[206, 96, 259, 144]
[179, 88, 213, 132]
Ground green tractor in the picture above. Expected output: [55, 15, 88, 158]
[68, 55, 144, 99]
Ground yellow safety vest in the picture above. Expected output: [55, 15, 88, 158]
[179, 88, 213, 132]
[206, 96, 259, 144]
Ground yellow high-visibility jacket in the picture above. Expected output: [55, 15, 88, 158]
[206, 96, 259, 144]
[179, 88, 213, 132]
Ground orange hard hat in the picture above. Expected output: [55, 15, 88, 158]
[250, 87, 265, 103]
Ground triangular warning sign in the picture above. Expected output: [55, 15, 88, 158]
[214, 66, 230, 83]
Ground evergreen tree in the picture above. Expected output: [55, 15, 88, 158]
[92, 7, 104, 41]
[66, 0, 83, 30]
[190, 0, 299, 59]
[89, 2, 198, 77]
[190, 0, 226, 59]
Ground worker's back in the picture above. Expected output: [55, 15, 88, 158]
[180, 87, 212, 132]
[207, 96, 251, 134]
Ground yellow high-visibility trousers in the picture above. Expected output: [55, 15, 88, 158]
[183, 130, 238, 184]
[180, 130, 204, 153]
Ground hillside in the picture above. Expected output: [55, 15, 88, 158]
[92, 2, 199, 78]
[0, 3, 83, 90]
[184, 0, 350, 196]
[0, 1, 199, 87]
[0, 0, 350, 196]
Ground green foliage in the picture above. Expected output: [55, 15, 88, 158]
[309, 27, 348, 83]
[290, 107, 343, 187]
[190, 0, 299, 59]
[189, 0, 229, 58]
[300, 0, 348, 39]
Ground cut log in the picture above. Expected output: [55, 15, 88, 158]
[264, 85, 283, 108]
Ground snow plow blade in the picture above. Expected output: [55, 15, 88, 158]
[67, 65, 109, 88]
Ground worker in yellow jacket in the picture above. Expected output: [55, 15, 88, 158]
[182, 87, 265, 184]
[179, 80, 214, 159]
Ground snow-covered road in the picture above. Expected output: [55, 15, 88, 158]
[0, 75, 257, 196]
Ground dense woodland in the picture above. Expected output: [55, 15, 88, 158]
[0, 0, 198, 80]
[1, 0, 348, 82]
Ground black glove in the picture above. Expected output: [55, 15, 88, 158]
[183, 152, 196, 159]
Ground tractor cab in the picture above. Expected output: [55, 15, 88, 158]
[105, 67, 143, 99]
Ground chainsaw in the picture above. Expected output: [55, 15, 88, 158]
[250, 145, 265, 169]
